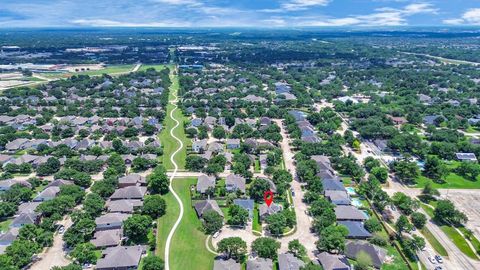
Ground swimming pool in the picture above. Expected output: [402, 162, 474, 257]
[351, 198, 362, 207]
[345, 187, 357, 196]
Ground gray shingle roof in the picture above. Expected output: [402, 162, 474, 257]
[247, 258, 273, 270]
[96, 245, 146, 270]
[317, 252, 351, 270]
[110, 186, 147, 200]
[214, 258, 241, 270]
[194, 200, 224, 217]
[278, 253, 305, 270]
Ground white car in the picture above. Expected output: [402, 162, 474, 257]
[435, 255, 443, 263]
[213, 231, 220, 238]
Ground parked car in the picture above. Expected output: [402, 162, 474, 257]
[428, 257, 437, 264]
[434, 267, 443, 270]
[435, 255, 443, 263]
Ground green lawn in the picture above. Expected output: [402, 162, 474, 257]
[440, 225, 478, 259]
[75, 64, 134, 76]
[416, 173, 480, 189]
[420, 227, 448, 257]
[459, 227, 480, 254]
[164, 178, 214, 270]
[252, 204, 262, 233]
[0, 219, 12, 233]
[156, 188, 179, 258]
[139, 64, 166, 72]
[158, 67, 189, 170]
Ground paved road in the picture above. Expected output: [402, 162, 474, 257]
[164, 67, 185, 270]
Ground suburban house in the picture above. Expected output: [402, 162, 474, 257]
[213, 258, 241, 270]
[106, 199, 143, 213]
[233, 199, 254, 219]
[90, 229, 123, 248]
[226, 139, 241, 149]
[96, 245, 147, 270]
[259, 203, 283, 221]
[196, 174, 216, 194]
[0, 179, 32, 191]
[247, 258, 273, 270]
[95, 213, 130, 231]
[194, 200, 224, 218]
[334, 205, 368, 221]
[324, 190, 351, 205]
[225, 174, 246, 193]
[109, 186, 147, 200]
[317, 252, 351, 270]
[10, 212, 40, 228]
[33, 186, 60, 202]
[278, 253, 305, 270]
[338, 221, 372, 239]
[118, 174, 146, 188]
[192, 139, 208, 153]
[345, 241, 387, 269]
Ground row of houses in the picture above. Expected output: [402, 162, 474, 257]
[91, 173, 148, 270]
[288, 110, 321, 143]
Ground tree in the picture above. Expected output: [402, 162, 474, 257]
[288, 239, 306, 258]
[227, 204, 249, 227]
[217, 237, 247, 261]
[456, 162, 480, 181]
[63, 218, 96, 247]
[395, 215, 413, 233]
[371, 167, 388, 183]
[70, 243, 97, 264]
[364, 218, 382, 233]
[300, 263, 323, 270]
[265, 212, 287, 236]
[356, 250, 373, 270]
[424, 156, 449, 183]
[185, 155, 207, 171]
[391, 192, 418, 215]
[212, 126, 226, 139]
[83, 193, 105, 218]
[142, 195, 166, 219]
[108, 153, 126, 175]
[202, 210, 223, 234]
[142, 255, 165, 270]
[36, 157, 61, 176]
[392, 159, 419, 184]
[1, 184, 33, 203]
[123, 215, 152, 244]
[251, 237, 280, 259]
[249, 178, 271, 202]
[434, 200, 467, 225]
[0, 202, 17, 218]
[315, 225, 349, 253]
[147, 166, 169, 194]
[421, 182, 440, 200]
[411, 212, 427, 229]
[5, 239, 38, 268]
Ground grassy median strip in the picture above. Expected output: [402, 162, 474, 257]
[440, 225, 478, 259]
[420, 227, 448, 257]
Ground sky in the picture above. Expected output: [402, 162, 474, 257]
[0, 0, 479, 28]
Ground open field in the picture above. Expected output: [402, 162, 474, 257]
[139, 64, 166, 72]
[416, 173, 480, 189]
[160, 178, 214, 270]
[159, 67, 189, 170]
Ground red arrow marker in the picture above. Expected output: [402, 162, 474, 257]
[264, 190, 274, 207]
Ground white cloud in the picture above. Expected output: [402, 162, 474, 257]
[71, 19, 190, 27]
[297, 2, 437, 27]
[444, 8, 480, 25]
[282, 0, 330, 11]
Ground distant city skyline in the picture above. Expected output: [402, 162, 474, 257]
[0, 0, 479, 28]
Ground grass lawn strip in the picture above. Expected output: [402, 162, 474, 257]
[159, 69, 189, 170]
[169, 178, 214, 270]
[420, 227, 448, 257]
[155, 190, 179, 258]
